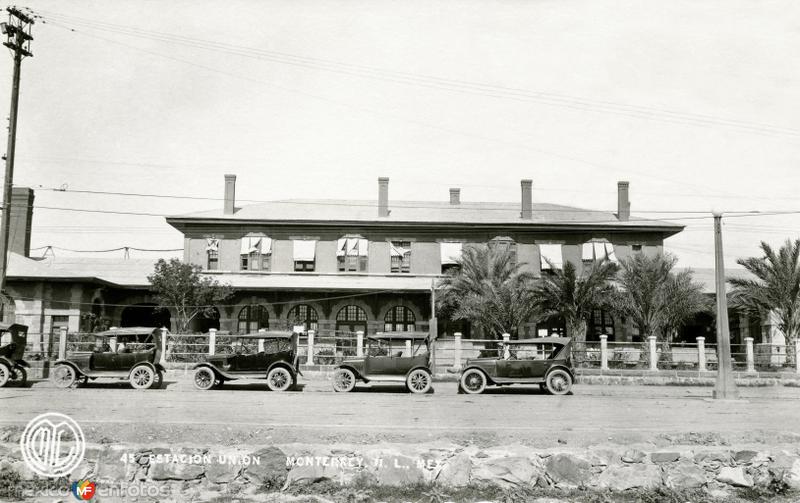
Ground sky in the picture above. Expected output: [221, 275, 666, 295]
[1, 0, 799, 268]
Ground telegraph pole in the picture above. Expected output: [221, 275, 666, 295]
[712, 212, 738, 399]
[0, 7, 34, 294]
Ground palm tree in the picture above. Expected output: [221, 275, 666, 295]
[437, 245, 539, 339]
[729, 239, 800, 366]
[531, 259, 617, 357]
[614, 253, 708, 365]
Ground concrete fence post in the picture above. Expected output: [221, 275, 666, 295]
[307, 330, 315, 365]
[796, 339, 800, 374]
[405, 339, 412, 356]
[208, 328, 217, 356]
[502, 333, 511, 359]
[648, 336, 657, 371]
[160, 327, 168, 365]
[744, 337, 755, 373]
[58, 326, 67, 360]
[697, 336, 706, 372]
[453, 332, 462, 370]
[599, 334, 608, 371]
[257, 328, 266, 352]
[356, 330, 364, 357]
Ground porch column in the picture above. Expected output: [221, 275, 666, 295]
[502, 333, 511, 359]
[208, 328, 217, 356]
[356, 330, 364, 357]
[796, 339, 800, 374]
[58, 326, 67, 360]
[160, 327, 168, 364]
[744, 337, 755, 373]
[306, 330, 315, 365]
[697, 336, 706, 372]
[453, 332, 463, 370]
[404, 339, 412, 356]
[648, 336, 657, 371]
[257, 328, 265, 352]
[599, 334, 608, 371]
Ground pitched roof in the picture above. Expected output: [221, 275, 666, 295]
[7, 253, 156, 287]
[167, 199, 682, 231]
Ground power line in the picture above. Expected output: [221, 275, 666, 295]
[30, 245, 182, 253]
[35, 19, 758, 200]
[32, 8, 800, 140]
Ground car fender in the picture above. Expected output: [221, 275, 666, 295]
[545, 365, 575, 381]
[459, 365, 496, 385]
[192, 363, 229, 379]
[335, 364, 364, 381]
[53, 359, 84, 377]
[127, 361, 159, 379]
[266, 361, 296, 379]
[154, 363, 166, 374]
[404, 365, 432, 379]
[0, 356, 15, 370]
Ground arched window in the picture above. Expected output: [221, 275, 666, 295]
[335, 305, 367, 333]
[287, 304, 318, 334]
[384, 306, 416, 332]
[237, 305, 269, 334]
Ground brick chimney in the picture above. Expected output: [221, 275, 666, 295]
[617, 181, 630, 221]
[520, 179, 532, 219]
[8, 187, 33, 257]
[378, 177, 389, 217]
[449, 188, 460, 205]
[224, 174, 236, 215]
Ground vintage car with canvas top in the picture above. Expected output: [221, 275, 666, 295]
[192, 331, 300, 391]
[0, 323, 30, 387]
[332, 331, 433, 393]
[52, 326, 166, 389]
[458, 337, 575, 395]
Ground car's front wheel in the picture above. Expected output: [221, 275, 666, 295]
[267, 367, 293, 392]
[129, 365, 156, 390]
[0, 363, 10, 388]
[459, 368, 487, 394]
[332, 368, 356, 392]
[52, 364, 77, 389]
[545, 368, 573, 395]
[12, 366, 27, 387]
[406, 369, 432, 394]
[193, 367, 216, 391]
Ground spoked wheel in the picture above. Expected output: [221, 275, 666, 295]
[11, 366, 27, 387]
[0, 363, 10, 388]
[332, 368, 356, 392]
[129, 365, 156, 389]
[193, 367, 216, 391]
[267, 367, 293, 392]
[153, 371, 164, 389]
[406, 368, 432, 394]
[52, 364, 77, 389]
[459, 368, 487, 394]
[545, 369, 573, 395]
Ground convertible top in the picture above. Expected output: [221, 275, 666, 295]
[370, 331, 430, 341]
[96, 327, 159, 337]
[0, 323, 28, 333]
[506, 337, 571, 345]
[234, 330, 293, 340]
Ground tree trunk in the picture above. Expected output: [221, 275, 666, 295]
[640, 330, 653, 369]
[787, 333, 797, 368]
[567, 318, 588, 367]
[660, 329, 676, 367]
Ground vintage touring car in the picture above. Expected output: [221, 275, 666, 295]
[332, 332, 434, 393]
[458, 337, 575, 395]
[52, 327, 166, 389]
[0, 323, 30, 387]
[192, 331, 301, 391]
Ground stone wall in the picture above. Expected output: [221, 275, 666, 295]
[2, 441, 798, 501]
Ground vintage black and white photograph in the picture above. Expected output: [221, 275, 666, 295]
[0, 1, 799, 502]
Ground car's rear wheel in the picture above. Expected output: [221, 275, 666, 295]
[52, 364, 77, 389]
[459, 368, 487, 394]
[332, 368, 356, 392]
[129, 365, 156, 389]
[153, 371, 164, 389]
[267, 367, 293, 392]
[12, 366, 27, 387]
[406, 369, 432, 394]
[0, 363, 10, 388]
[545, 369, 572, 395]
[193, 367, 215, 391]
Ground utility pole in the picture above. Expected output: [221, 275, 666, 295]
[0, 7, 34, 295]
[430, 279, 437, 374]
[712, 212, 738, 399]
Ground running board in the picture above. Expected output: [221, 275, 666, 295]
[81, 371, 130, 379]
[361, 375, 407, 383]
[490, 377, 545, 385]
